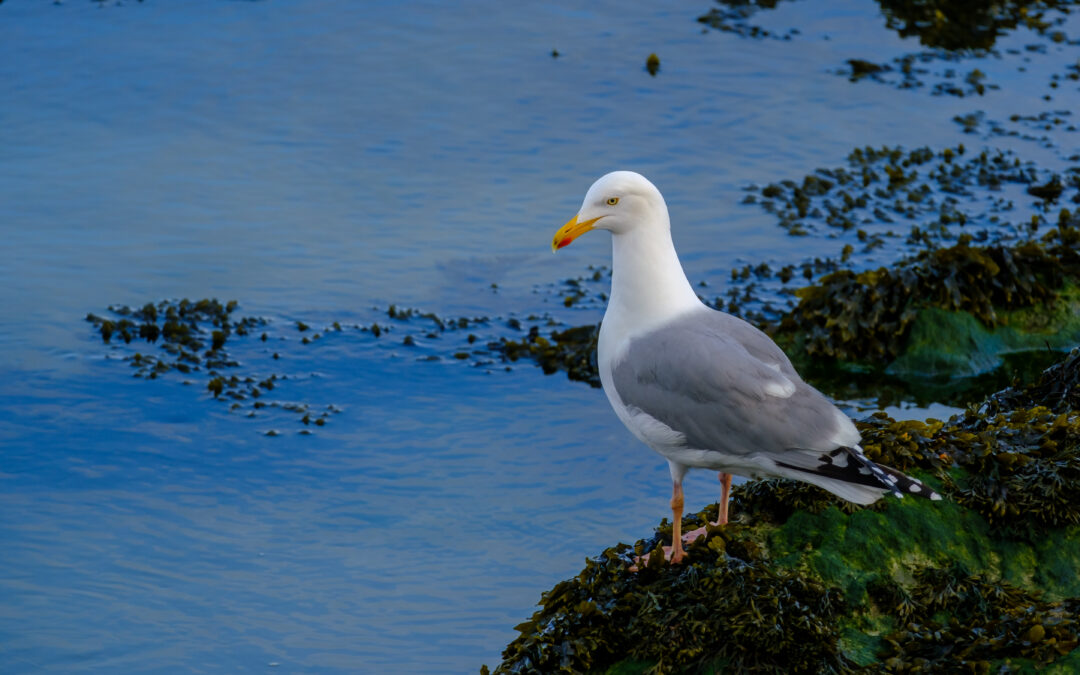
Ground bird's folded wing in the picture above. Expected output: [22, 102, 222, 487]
[610, 312, 856, 457]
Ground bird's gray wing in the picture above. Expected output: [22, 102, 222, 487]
[610, 308, 854, 458]
[700, 310, 801, 380]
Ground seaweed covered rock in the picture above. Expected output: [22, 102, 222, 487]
[981, 347, 1080, 415]
[498, 540, 854, 674]
[493, 352, 1080, 674]
[777, 221, 1080, 377]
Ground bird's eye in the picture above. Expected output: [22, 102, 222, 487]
[606, 197, 619, 206]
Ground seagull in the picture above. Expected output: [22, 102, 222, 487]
[552, 171, 941, 564]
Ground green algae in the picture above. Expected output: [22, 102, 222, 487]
[494, 352, 1080, 673]
[496, 480, 1080, 673]
[886, 285, 1080, 377]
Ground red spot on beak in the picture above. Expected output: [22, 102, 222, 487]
[557, 237, 573, 250]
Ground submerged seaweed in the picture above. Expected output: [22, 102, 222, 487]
[698, 0, 1078, 98]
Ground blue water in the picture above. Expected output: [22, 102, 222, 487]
[1, 1, 1077, 672]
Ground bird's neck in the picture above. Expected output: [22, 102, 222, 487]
[607, 225, 701, 331]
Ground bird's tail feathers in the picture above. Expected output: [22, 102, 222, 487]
[775, 444, 942, 503]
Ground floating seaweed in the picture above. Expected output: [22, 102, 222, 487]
[86, 298, 258, 375]
[749, 144, 1061, 241]
[877, 0, 1075, 52]
[85, 298, 520, 427]
[696, 0, 800, 41]
[697, 0, 1078, 98]
[85, 299, 343, 428]
[488, 324, 600, 387]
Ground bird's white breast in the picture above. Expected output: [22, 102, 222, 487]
[598, 308, 693, 452]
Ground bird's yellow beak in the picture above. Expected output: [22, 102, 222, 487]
[552, 214, 603, 252]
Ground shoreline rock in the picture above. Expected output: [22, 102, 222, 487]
[492, 351, 1080, 673]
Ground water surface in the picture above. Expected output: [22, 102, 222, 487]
[1, 0, 1077, 672]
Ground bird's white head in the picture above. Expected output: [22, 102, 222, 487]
[552, 171, 668, 251]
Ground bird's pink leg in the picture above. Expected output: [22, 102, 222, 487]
[682, 472, 733, 542]
[630, 480, 688, 571]
[664, 480, 687, 564]
[716, 472, 732, 526]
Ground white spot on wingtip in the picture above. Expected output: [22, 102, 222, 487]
[763, 377, 796, 398]
[931, 493, 943, 501]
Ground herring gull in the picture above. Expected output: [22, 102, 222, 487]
[552, 171, 941, 564]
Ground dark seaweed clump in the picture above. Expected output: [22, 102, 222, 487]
[698, 0, 1077, 98]
[980, 346, 1080, 414]
[497, 539, 853, 674]
[696, 0, 799, 40]
[86, 298, 259, 376]
[860, 408, 1080, 535]
[750, 145, 1063, 240]
[877, 0, 1074, 52]
[850, 0, 1077, 97]
[496, 551, 1080, 674]
[86, 299, 343, 428]
[779, 218, 1080, 365]
[489, 324, 600, 387]
[492, 351, 1080, 674]
[698, 0, 1075, 51]
[729, 359, 1080, 537]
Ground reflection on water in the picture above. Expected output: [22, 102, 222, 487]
[2, 0, 1078, 672]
